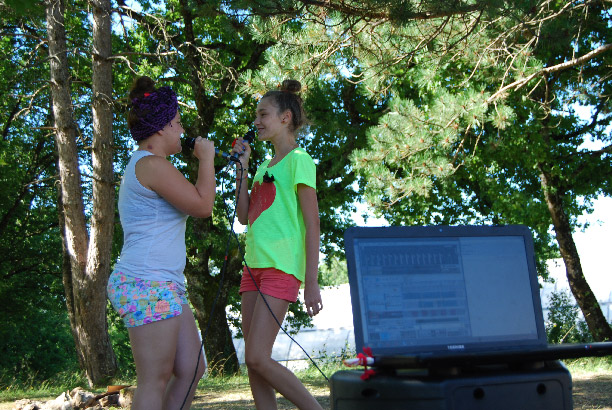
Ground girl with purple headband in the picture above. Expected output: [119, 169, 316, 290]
[107, 76, 215, 410]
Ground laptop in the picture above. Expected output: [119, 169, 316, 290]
[344, 225, 612, 369]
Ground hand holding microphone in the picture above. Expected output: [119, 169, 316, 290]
[184, 130, 255, 163]
[186, 136, 215, 162]
[230, 130, 255, 166]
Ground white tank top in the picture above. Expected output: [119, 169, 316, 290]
[114, 150, 189, 291]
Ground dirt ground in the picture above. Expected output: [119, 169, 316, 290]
[189, 380, 330, 410]
[572, 372, 612, 410]
[190, 373, 612, 410]
[2, 372, 610, 409]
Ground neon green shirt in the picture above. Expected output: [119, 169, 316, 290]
[244, 147, 316, 282]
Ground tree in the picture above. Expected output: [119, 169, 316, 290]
[0, 0, 85, 382]
[45, 0, 117, 385]
[0, 38, 73, 381]
[349, 2, 612, 340]
[236, 1, 612, 340]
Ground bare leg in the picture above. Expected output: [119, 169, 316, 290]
[242, 291, 323, 410]
[162, 305, 207, 410]
[128, 315, 180, 410]
[242, 291, 278, 409]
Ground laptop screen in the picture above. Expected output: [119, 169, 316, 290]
[345, 225, 547, 357]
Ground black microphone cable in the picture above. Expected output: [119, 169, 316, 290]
[178, 165, 239, 410]
[178, 141, 329, 410]
[178, 138, 246, 410]
[229, 161, 330, 383]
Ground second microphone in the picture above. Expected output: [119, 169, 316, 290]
[184, 130, 255, 163]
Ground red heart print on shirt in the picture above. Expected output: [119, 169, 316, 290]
[248, 180, 276, 226]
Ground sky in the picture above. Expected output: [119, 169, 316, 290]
[569, 195, 612, 300]
[352, 195, 612, 301]
[569, 105, 612, 300]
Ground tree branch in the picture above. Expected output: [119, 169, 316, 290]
[254, 0, 485, 22]
[487, 43, 612, 103]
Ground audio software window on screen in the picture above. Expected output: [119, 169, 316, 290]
[354, 236, 539, 349]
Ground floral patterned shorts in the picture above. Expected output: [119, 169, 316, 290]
[107, 270, 188, 328]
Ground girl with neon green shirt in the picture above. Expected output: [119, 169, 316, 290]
[232, 79, 324, 410]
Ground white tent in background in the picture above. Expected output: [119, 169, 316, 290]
[232, 284, 355, 370]
[540, 259, 612, 324]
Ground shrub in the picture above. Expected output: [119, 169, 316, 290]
[545, 290, 593, 344]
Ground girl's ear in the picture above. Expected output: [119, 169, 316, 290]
[281, 109, 292, 125]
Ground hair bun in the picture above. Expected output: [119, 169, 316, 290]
[129, 76, 156, 101]
[280, 79, 301, 94]
[262, 79, 309, 134]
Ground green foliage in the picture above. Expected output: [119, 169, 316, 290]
[239, 0, 612, 341]
[302, 341, 355, 379]
[0, 302, 79, 387]
[303, 79, 386, 258]
[332, 1, 610, 278]
[546, 290, 594, 345]
[0, 3, 77, 385]
[565, 356, 612, 374]
[0, 0, 132, 384]
[2, 0, 43, 16]
[0, 370, 89, 403]
[319, 256, 348, 287]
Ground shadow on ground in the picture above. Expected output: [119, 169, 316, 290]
[573, 373, 612, 410]
[190, 380, 330, 410]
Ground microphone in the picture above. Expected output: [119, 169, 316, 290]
[183, 137, 235, 161]
[229, 130, 256, 162]
[183, 130, 256, 162]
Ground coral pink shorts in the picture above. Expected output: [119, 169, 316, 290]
[239, 267, 301, 302]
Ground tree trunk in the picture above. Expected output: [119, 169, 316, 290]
[177, 0, 241, 374]
[86, 0, 118, 383]
[45, 0, 88, 267]
[45, 0, 90, 369]
[45, 0, 117, 386]
[539, 169, 612, 342]
[56, 173, 87, 371]
[184, 218, 242, 375]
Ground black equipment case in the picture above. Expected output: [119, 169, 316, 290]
[330, 361, 572, 410]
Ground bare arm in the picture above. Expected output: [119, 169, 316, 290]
[298, 183, 322, 317]
[135, 138, 216, 218]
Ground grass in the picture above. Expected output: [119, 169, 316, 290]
[0, 370, 90, 403]
[565, 355, 612, 375]
[2, 357, 611, 409]
[0, 358, 336, 404]
[196, 360, 335, 394]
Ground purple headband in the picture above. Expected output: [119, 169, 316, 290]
[129, 86, 178, 141]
